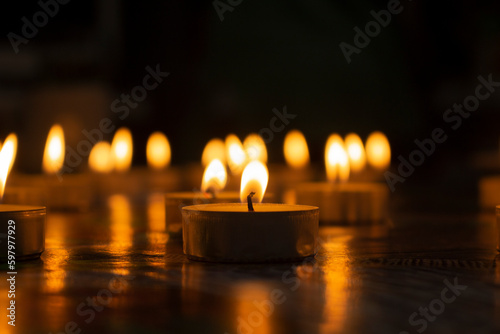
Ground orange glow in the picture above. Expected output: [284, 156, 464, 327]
[284, 130, 310, 169]
[240, 160, 268, 203]
[89, 141, 114, 173]
[147, 193, 169, 245]
[325, 134, 350, 182]
[147, 132, 171, 170]
[225, 134, 247, 174]
[233, 283, 274, 334]
[42, 124, 65, 174]
[0, 133, 18, 199]
[111, 127, 133, 172]
[109, 194, 133, 247]
[366, 131, 391, 170]
[345, 133, 366, 173]
[243, 133, 267, 163]
[147, 193, 166, 233]
[201, 159, 227, 193]
[201, 138, 226, 166]
[319, 235, 352, 333]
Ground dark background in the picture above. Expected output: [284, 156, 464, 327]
[1, 0, 500, 211]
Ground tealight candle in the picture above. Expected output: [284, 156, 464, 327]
[0, 133, 46, 260]
[182, 160, 319, 263]
[285, 132, 390, 224]
[0, 205, 46, 260]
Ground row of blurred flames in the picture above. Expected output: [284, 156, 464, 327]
[0, 125, 391, 202]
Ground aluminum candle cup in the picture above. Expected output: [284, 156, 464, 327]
[0, 205, 46, 260]
[182, 203, 319, 263]
[289, 182, 388, 224]
[165, 192, 275, 238]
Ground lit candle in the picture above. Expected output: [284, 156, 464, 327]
[243, 133, 267, 163]
[284, 130, 310, 170]
[185, 137, 226, 191]
[89, 128, 181, 205]
[165, 159, 274, 237]
[269, 130, 315, 201]
[0, 133, 45, 260]
[182, 161, 318, 262]
[7, 124, 91, 211]
[225, 134, 247, 177]
[145, 131, 180, 192]
[201, 138, 226, 167]
[287, 132, 390, 224]
[345, 133, 366, 174]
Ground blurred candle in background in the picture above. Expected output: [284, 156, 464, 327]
[366, 131, 391, 171]
[345, 133, 366, 174]
[287, 132, 389, 224]
[243, 133, 267, 163]
[325, 134, 350, 183]
[111, 127, 133, 173]
[272, 130, 314, 202]
[284, 130, 310, 170]
[201, 159, 227, 194]
[225, 134, 247, 175]
[89, 141, 114, 174]
[201, 138, 226, 167]
[225, 134, 247, 190]
[147, 131, 171, 171]
[42, 124, 65, 175]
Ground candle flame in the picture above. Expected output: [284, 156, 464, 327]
[0, 133, 18, 199]
[325, 134, 350, 182]
[243, 133, 267, 163]
[111, 127, 133, 172]
[225, 134, 247, 174]
[284, 130, 310, 169]
[42, 124, 65, 174]
[147, 131, 171, 170]
[345, 133, 366, 173]
[89, 141, 114, 173]
[201, 159, 227, 193]
[366, 131, 391, 170]
[201, 138, 226, 166]
[240, 160, 268, 203]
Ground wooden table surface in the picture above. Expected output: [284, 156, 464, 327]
[1, 195, 499, 334]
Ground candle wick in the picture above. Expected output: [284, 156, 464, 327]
[247, 192, 255, 212]
[205, 188, 216, 199]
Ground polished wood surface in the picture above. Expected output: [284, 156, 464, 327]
[1, 194, 499, 334]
